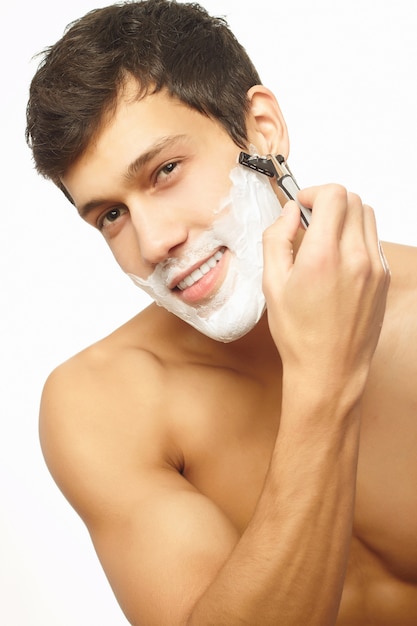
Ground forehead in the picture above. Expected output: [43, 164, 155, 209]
[92, 82, 202, 153]
[61, 80, 236, 207]
[83, 74, 237, 160]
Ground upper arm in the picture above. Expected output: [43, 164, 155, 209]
[39, 354, 239, 626]
[92, 470, 239, 626]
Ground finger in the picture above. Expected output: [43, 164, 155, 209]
[338, 191, 366, 251]
[262, 201, 301, 289]
[298, 184, 349, 243]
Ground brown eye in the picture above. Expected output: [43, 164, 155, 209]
[105, 208, 122, 222]
[156, 161, 178, 181]
[99, 206, 127, 231]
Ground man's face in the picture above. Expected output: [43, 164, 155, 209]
[63, 80, 282, 341]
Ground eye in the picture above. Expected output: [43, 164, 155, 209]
[98, 206, 128, 230]
[155, 161, 179, 183]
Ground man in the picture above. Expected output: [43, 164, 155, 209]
[26, 1, 416, 624]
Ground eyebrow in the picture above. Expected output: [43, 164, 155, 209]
[78, 134, 187, 219]
[124, 134, 187, 182]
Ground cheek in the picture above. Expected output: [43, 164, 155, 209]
[178, 169, 234, 223]
[107, 228, 150, 278]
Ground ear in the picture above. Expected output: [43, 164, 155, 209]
[245, 85, 290, 158]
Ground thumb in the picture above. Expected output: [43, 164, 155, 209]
[262, 200, 301, 289]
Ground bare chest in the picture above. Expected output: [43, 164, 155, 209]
[168, 366, 417, 624]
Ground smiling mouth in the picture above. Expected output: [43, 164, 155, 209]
[176, 248, 225, 291]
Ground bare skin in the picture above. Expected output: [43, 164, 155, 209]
[39, 82, 417, 625]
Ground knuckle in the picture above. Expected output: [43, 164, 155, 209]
[327, 183, 348, 200]
[346, 191, 362, 206]
[349, 247, 372, 277]
[313, 245, 334, 271]
[363, 203, 375, 216]
[349, 246, 388, 287]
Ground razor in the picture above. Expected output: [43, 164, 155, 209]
[239, 152, 311, 228]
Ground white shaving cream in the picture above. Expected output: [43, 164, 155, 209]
[128, 164, 282, 342]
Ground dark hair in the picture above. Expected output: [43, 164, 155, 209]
[26, 0, 261, 194]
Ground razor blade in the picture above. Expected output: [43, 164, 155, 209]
[239, 152, 311, 228]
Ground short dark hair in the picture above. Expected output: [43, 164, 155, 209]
[26, 0, 261, 194]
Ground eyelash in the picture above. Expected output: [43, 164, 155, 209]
[97, 206, 127, 231]
[154, 160, 180, 185]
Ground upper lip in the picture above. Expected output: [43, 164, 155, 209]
[169, 247, 223, 290]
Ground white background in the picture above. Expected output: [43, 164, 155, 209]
[1, 1, 416, 624]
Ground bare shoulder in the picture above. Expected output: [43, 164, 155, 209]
[382, 241, 417, 343]
[40, 305, 239, 624]
[356, 242, 417, 585]
[376, 242, 417, 374]
[39, 305, 182, 521]
[383, 241, 417, 293]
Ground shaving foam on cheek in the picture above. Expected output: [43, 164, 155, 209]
[128, 164, 283, 342]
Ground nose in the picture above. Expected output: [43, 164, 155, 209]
[130, 202, 189, 265]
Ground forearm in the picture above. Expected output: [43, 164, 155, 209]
[186, 379, 361, 626]
[186, 184, 388, 625]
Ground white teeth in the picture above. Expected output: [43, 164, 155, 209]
[200, 262, 211, 275]
[183, 275, 194, 287]
[191, 268, 204, 282]
[177, 249, 224, 291]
